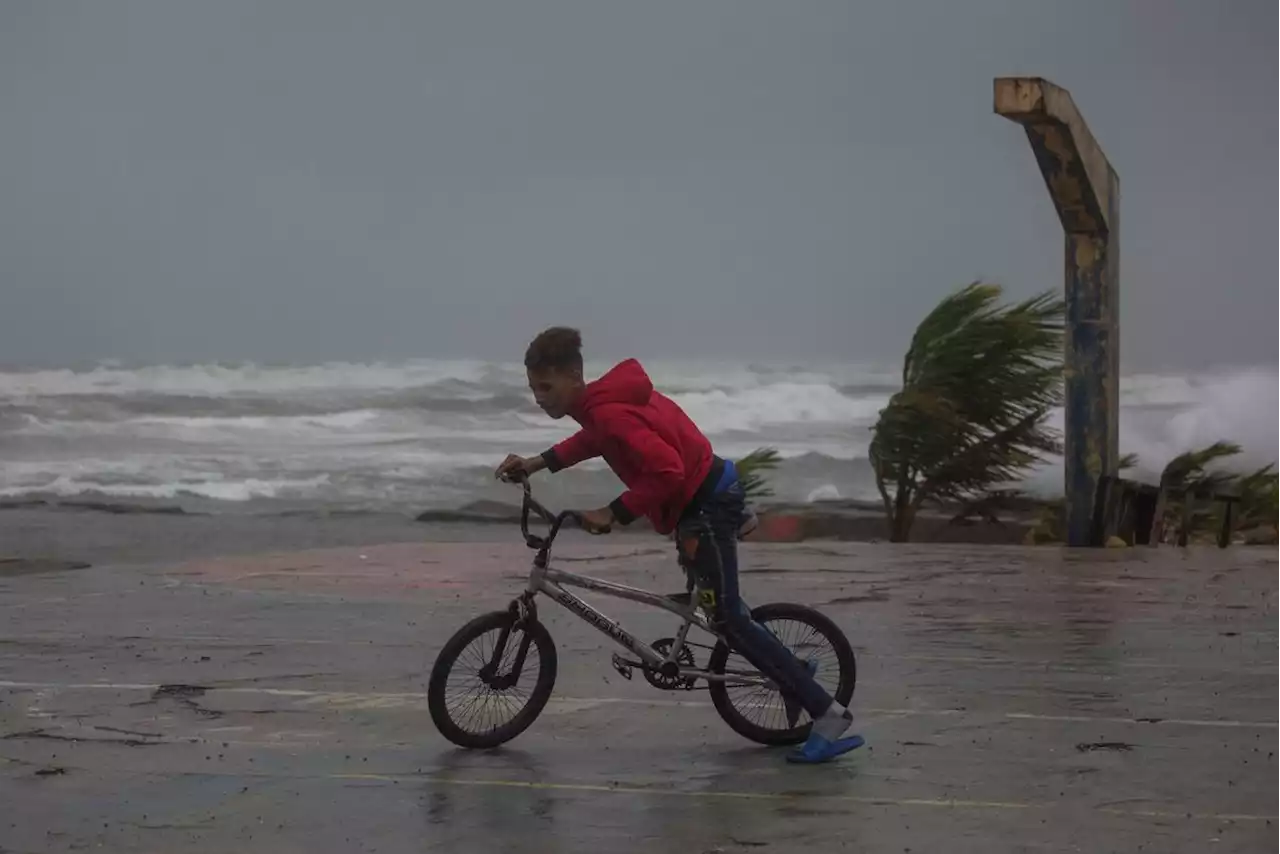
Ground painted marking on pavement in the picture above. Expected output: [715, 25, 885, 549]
[333, 773, 1277, 823]
[0, 680, 1274, 729]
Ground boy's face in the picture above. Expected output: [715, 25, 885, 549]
[527, 366, 583, 419]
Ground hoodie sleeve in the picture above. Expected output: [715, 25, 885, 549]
[540, 430, 600, 472]
[596, 409, 685, 525]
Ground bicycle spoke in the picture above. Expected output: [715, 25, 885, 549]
[719, 614, 846, 734]
[441, 624, 543, 737]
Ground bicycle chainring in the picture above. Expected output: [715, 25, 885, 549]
[643, 638, 698, 690]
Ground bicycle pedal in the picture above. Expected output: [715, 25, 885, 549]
[610, 653, 634, 681]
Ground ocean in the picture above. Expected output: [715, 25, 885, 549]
[1, 359, 1276, 517]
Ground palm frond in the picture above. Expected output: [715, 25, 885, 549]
[870, 280, 1065, 541]
[1160, 441, 1242, 490]
[736, 447, 782, 500]
[1235, 463, 1279, 530]
[1158, 441, 1242, 543]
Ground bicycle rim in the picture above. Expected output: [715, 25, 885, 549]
[428, 611, 557, 749]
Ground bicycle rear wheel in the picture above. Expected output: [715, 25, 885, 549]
[428, 610, 557, 749]
[706, 602, 856, 746]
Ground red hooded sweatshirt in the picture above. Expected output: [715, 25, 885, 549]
[540, 359, 714, 535]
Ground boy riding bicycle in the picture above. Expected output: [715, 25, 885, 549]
[495, 326, 864, 764]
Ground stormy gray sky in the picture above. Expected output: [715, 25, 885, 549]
[1, 0, 1275, 369]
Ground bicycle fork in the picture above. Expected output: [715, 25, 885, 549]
[480, 594, 538, 689]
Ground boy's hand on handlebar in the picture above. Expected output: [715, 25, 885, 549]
[577, 506, 614, 535]
[495, 454, 546, 482]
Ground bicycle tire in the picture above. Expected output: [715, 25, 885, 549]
[706, 602, 856, 746]
[427, 610, 558, 749]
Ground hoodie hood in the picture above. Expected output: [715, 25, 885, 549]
[572, 358, 653, 416]
[543, 355, 714, 534]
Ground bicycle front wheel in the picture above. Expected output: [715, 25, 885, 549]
[706, 602, 856, 746]
[427, 610, 557, 749]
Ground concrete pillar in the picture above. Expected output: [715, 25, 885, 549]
[994, 77, 1120, 547]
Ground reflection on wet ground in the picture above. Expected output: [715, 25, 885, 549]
[0, 541, 1275, 852]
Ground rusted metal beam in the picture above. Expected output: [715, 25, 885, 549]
[995, 77, 1120, 547]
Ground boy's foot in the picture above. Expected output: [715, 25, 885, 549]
[785, 703, 863, 764]
[783, 659, 819, 728]
[786, 734, 865, 764]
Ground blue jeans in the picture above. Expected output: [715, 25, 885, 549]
[675, 474, 834, 718]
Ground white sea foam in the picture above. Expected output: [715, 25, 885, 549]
[668, 382, 888, 434]
[2, 359, 1274, 508]
[0, 473, 335, 502]
[0, 360, 501, 398]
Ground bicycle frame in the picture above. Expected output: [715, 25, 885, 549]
[501, 474, 767, 687]
[530, 556, 710, 669]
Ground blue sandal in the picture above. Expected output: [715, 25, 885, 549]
[786, 733, 866, 764]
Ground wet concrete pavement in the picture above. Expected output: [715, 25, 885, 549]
[1, 539, 1276, 853]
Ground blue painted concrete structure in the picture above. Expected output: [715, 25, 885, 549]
[995, 78, 1120, 547]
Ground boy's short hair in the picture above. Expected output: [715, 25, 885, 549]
[524, 326, 583, 373]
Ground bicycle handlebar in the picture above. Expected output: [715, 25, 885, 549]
[499, 471, 609, 550]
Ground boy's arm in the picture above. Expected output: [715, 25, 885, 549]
[598, 410, 685, 525]
[540, 430, 601, 473]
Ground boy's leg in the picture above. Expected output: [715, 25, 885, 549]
[678, 487, 863, 762]
[678, 501, 831, 718]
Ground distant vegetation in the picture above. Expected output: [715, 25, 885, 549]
[1133, 441, 1277, 544]
[737, 283, 1276, 547]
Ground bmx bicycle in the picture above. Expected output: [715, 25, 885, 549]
[426, 475, 856, 750]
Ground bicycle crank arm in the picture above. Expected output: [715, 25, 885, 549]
[610, 653, 639, 680]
